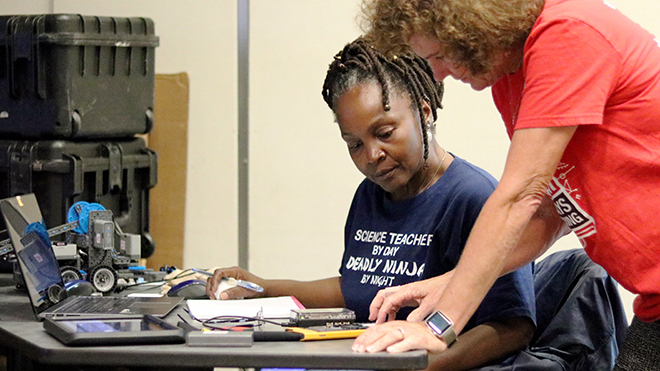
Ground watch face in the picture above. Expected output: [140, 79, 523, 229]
[426, 311, 452, 334]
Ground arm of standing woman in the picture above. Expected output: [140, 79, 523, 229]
[367, 192, 568, 325]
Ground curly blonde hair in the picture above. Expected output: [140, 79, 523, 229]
[360, 0, 544, 75]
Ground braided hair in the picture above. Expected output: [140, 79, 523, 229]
[322, 37, 444, 161]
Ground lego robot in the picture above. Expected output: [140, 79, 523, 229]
[1, 201, 166, 293]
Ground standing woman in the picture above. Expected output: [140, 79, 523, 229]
[354, 0, 660, 369]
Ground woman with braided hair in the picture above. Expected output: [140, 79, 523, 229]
[207, 37, 535, 370]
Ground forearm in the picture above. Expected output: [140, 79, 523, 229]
[263, 276, 345, 308]
[421, 198, 564, 326]
[500, 195, 570, 275]
[437, 126, 575, 333]
[440, 186, 544, 333]
[426, 317, 535, 371]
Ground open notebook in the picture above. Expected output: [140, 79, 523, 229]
[186, 296, 304, 321]
[0, 194, 183, 320]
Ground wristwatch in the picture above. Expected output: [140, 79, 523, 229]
[424, 310, 457, 347]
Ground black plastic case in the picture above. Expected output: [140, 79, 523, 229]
[0, 137, 157, 258]
[0, 14, 159, 138]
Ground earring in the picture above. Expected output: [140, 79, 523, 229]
[427, 121, 437, 134]
[426, 121, 434, 139]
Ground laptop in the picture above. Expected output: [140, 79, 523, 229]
[0, 194, 183, 320]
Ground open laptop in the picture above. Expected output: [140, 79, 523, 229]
[0, 194, 183, 320]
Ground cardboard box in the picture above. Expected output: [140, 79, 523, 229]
[147, 73, 189, 270]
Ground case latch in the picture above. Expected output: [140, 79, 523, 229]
[8, 141, 34, 196]
[7, 16, 47, 99]
[103, 143, 123, 193]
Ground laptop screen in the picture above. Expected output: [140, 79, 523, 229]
[0, 194, 64, 316]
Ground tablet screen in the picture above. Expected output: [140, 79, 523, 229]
[60, 318, 169, 333]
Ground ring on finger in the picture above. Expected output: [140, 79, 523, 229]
[397, 327, 405, 337]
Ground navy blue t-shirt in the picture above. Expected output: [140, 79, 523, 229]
[339, 156, 535, 330]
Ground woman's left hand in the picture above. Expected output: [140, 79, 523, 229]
[352, 320, 448, 354]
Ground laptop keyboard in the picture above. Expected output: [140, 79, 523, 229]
[53, 296, 137, 313]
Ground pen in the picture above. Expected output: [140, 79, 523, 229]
[191, 268, 265, 293]
[253, 331, 303, 342]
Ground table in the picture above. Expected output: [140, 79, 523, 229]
[0, 273, 428, 371]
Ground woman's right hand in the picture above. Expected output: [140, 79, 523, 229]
[205, 266, 266, 300]
[369, 270, 454, 323]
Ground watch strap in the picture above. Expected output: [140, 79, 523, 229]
[425, 310, 457, 346]
[440, 325, 457, 346]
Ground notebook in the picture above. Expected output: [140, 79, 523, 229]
[0, 194, 183, 321]
[186, 296, 305, 321]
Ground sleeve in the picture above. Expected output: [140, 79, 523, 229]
[517, 17, 622, 129]
[468, 264, 537, 329]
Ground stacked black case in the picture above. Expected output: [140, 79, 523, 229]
[0, 138, 157, 255]
[0, 14, 158, 138]
[0, 14, 159, 271]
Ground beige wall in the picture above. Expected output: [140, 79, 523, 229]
[4, 0, 658, 322]
[0, 0, 50, 13]
[248, 0, 363, 280]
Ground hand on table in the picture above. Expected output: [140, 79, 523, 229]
[205, 266, 266, 300]
[352, 320, 448, 354]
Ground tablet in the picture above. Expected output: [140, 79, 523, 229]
[43, 315, 185, 346]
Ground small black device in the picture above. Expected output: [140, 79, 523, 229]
[186, 331, 254, 347]
[43, 315, 185, 346]
[424, 310, 457, 346]
[289, 308, 356, 327]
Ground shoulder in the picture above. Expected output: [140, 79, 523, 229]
[351, 178, 381, 201]
[441, 156, 498, 201]
[539, 0, 623, 24]
[532, 0, 649, 46]
[346, 178, 383, 216]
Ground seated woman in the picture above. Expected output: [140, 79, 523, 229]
[206, 37, 535, 371]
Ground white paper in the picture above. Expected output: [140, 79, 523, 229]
[186, 296, 303, 320]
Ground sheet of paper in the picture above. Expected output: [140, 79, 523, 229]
[186, 296, 304, 320]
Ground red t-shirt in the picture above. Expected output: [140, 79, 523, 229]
[492, 0, 660, 321]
